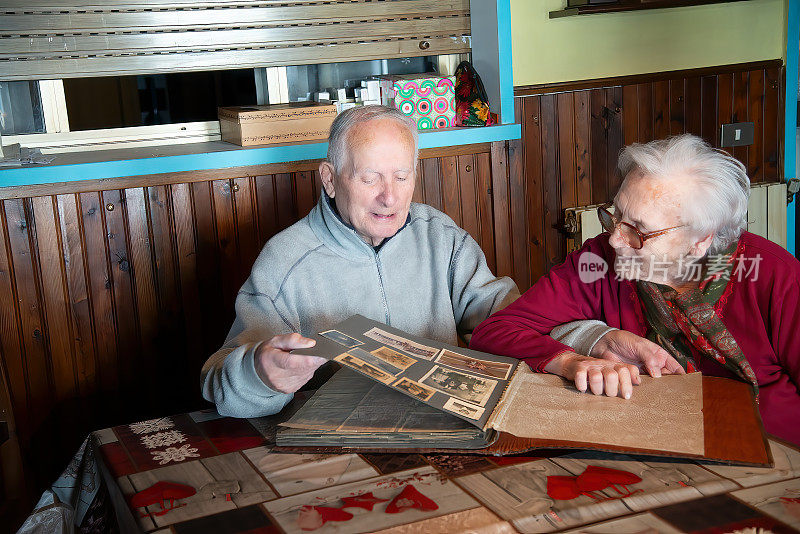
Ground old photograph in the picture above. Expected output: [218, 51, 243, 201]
[392, 377, 435, 402]
[435, 349, 513, 380]
[363, 327, 439, 359]
[347, 348, 403, 376]
[372, 346, 417, 370]
[320, 329, 363, 348]
[334, 353, 394, 384]
[420, 366, 498, 407]
[443, 397, 485, 420]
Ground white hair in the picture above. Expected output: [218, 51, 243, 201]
[326, 105, 419, 175]
[617, 134, 750, 255]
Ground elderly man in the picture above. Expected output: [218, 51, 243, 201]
[201, 105, 522, 418]
[471, 134, 800, 446]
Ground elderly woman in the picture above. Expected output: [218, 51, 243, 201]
[471, 134, 800, 446]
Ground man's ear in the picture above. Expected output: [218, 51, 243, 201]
[690, 232, 714, 257]
[319, 161, 336, 198]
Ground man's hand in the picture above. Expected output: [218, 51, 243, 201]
[254, 333, 327, 393]
[544, 351, 641, 399]
[590, 330, 685, 378]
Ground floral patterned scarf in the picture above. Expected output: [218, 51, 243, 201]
[635, 244, 759, 396]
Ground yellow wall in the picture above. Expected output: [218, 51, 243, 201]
[512, 0, 785, 87]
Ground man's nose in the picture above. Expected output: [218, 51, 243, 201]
[378, 179, 396, 205]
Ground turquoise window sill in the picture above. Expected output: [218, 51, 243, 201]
[0, 123, 521, 188]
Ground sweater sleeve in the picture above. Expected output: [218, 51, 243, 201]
[201, 271, 298, 418]
[470, 238, 611, 371]
[449, 233, 520, 342]
[763, 278, 800, 445]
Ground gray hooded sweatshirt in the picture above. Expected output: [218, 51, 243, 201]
[201, 193, 521, 418]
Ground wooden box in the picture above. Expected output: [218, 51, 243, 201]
[218, 102, 338, 146]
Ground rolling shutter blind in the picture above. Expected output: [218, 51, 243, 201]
[0, 0, 471, 81]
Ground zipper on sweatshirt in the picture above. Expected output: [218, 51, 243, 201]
[373, 251, 390, 325]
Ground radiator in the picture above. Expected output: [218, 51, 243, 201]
[564, 182, 788, 252]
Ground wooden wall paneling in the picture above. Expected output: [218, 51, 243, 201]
[124, 188, 158, 396]
[606, 86, 624, 196]
[456, 154, 480, 244]
[590, 89, 608, 204]
[274, 173, 295, 232]
[254, 175, 278, 246]
[78, 192, 119, 397]
[653, 80, 671, 140]
[669, 78, 686, 136]
[701, 75, 719, 146]
[637, 83, 654, 144]
[421, 158, 443, 211]
[212, 180, 240, 318]
[763, 67, 780, 181]
[507, 133, 530, 290]
[574, 91, 592, 206]
[0, 347, 26, 505]
[475, 152, 496, 273]
[748, 69, 766, 183]
[521, 96, 545, 285]
[170, 183, 204, 380]
[556, 92, 577, 210]
[489, 141, 513, 280]
[441, 156, 462, 227]
[190, 181, 227, 356]
[232, 176, 260, 285]
[685, 76, 702, 137]
[294, 171, 316, 221]
[147, 185, 186, 404]
[540, 93, 563, 272]
[56, 195, 97, 398]
[4, 199, 50, 435]
[622, 85, 639, 147]
[732, 70, 750, 168]
[717, 73, 734, 155]
[29, 196, 75, 403]
[0, 202, 29, 441]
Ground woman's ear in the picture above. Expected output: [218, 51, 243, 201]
[319, 161, 336, 198]
[690, 233, 715, 257]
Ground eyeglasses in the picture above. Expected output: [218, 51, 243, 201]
[597, 203, 685, 250]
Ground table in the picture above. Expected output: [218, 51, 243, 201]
[28, 403, 800, 534]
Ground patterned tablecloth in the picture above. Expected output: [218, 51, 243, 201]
[34, 406, 800, 534]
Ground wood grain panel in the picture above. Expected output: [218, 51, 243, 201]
[606, 86, 624, 196]
[540, 93, 562, 272]
[732, 70, 749, 168]
[78, 192, 118, 396]
[653, 80, 670, 140]
[56, 194, 96, 397]
[685, 76, 702, 138]
[441, 156, 462, 227]
[456, 154, 479, 243]
[30, 196, 75, 402]
[589, 89, 608, 203]
[669, 78, 686, 136]
[521, 96, 544, 285]
[421, 158, 443, 211]
[574, 91, 592, 206]
[763, 67, 780, 182]
[5, 199, 50, 431]
[475, 152, 496, 274]
[748, 69, 765, 183]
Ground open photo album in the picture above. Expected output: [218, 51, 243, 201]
[277, 315, 771, 466]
